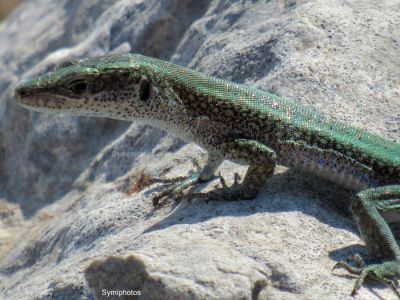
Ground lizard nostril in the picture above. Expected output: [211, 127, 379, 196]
[15, 87, 28, 99]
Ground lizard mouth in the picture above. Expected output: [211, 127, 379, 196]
[15, 92, 65, 110]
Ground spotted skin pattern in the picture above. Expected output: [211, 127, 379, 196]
[15, 53, 400, 297]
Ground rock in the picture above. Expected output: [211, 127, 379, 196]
[0, 0, 399, 299]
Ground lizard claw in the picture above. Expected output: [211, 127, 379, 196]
[233, 172, 241, 185]
[218, 172, 241, 189]
[218, 172, 227, 188]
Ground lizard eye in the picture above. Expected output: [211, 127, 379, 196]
[139, 78, 151, 101]
[68, 79, 88, 95]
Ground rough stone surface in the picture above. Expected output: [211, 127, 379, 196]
[0, 0, 399, 299]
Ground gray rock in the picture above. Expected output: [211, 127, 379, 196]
[0, 0, 399, 299]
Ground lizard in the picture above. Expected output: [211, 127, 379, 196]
[14, 53, 400, 297]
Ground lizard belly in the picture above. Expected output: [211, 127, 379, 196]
[289, 156, 370, 191]
[277, 143, 379, 192]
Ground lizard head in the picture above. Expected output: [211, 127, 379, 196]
[15, 54, 184, 123]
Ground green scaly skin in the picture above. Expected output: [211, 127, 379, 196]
[14, 53, 400, 297]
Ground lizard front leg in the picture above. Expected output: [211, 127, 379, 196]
[150, 111, 277, 204]
[192, 139, 277, 201]
[152, 139, 276, 205]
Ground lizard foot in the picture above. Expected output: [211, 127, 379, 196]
[151, 171, 217, 207]
[333, 260, 400, 298]
[191, 172, 257, 201]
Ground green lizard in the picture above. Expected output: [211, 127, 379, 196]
[14, 53, 400, 297]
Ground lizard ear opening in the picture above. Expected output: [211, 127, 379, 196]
[139, 77, 151, 101]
